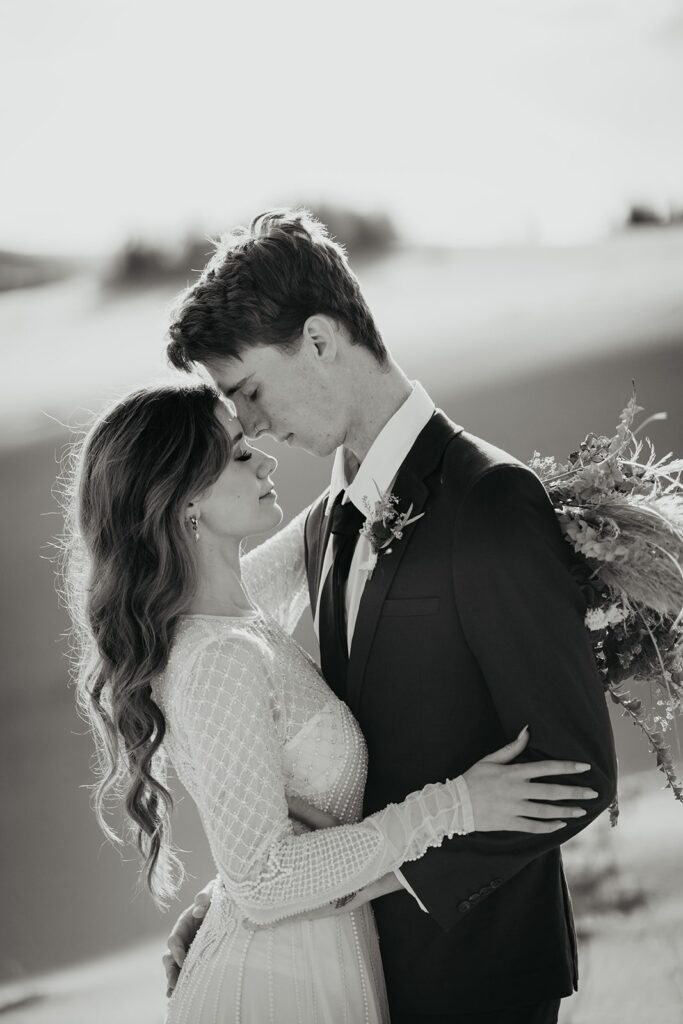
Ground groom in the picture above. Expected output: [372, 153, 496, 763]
[164, 209, 617, 1023]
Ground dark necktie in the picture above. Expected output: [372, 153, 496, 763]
[318, 494, 365, 699]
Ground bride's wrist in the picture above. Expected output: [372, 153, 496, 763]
[453, 774, 476, 833]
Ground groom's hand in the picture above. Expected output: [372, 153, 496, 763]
[163, 883, 214, 996]
[163, 802, 337, 992]
[286, 794, 340, 831]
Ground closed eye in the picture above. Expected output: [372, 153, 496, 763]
[244, 388, 259, 403]
[235, 450, 253, 462]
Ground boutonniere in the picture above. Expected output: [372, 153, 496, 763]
[358, 480, 425, 578]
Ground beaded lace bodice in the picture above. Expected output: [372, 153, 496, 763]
[154, 507, 474, 928]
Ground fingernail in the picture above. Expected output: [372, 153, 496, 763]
[166, 989, 172, 998]
[518, 724, 529, 735]
[576, 763, 591, 770]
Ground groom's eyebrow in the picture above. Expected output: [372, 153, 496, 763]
[221, 374, 254, 397]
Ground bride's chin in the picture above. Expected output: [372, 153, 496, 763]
[256, 501, 283, 532]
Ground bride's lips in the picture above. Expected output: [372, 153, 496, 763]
[259, 486, 277, 501]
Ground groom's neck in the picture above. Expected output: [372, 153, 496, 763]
[344, 357, 412, 462]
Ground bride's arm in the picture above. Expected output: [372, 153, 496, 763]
[240, 504, 312, 634]
[176, 633, 475, 928]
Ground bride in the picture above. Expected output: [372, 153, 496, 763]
[64, 381, 596, 1024]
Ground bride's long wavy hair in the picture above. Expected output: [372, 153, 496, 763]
[60, 382, 232, 905]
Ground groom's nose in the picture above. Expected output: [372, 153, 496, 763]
[232, 396, 268, 439]
[240, 410, 269, 440]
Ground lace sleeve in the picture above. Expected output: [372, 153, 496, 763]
[175, 634, 475, 927]
[241, 506, 310, 634]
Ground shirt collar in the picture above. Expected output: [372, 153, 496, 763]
[326, 382, 435, 516]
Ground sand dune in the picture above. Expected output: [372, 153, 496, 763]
[1, 230, 682, 994]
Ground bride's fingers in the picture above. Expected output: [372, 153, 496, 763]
[520, 802, 587, 820]
[480, 726, 529, 764]
[522, 782, 599, 802]
[513, 818, 567, 833]
[515, 760, 592, 778]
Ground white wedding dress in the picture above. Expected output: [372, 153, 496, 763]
[153, 508, 474, 1024]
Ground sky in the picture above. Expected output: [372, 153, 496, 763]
[2, 0, 683, 254]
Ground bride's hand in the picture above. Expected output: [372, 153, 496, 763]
[463, 726, 598, 833]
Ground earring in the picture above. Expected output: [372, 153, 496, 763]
[190, 515, 200, 542]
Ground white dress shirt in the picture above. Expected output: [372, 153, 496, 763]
[313, 381, 435, 912]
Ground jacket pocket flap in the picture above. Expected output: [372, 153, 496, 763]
[382, 597, 440, 617]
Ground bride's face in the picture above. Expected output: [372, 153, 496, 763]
[189, 404, 282, 542]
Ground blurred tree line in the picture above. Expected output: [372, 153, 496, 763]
[625, 203, 683, 228]
[104, 203, 399, 290]
[0, 250, 75, 292]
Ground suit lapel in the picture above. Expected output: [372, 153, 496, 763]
[346, 411, 462, 712]
[315, 496, 335, 601]
[304, 490, 333, 615]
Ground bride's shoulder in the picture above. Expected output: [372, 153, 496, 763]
[171, 615, 270, 669]
[156, 617, 274, 717]
[156, 614, 276, 729]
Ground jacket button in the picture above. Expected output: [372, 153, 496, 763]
[469, 892, 481, 903]
[481, 884, 493, 896]
[491, 878, 503, 888]
[458, 900, 471, 913]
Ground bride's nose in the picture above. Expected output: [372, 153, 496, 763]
[256, 451, 278, 477]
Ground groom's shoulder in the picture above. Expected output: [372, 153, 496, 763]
[438, 423, 554, 533]
[440, 421, 529, 492]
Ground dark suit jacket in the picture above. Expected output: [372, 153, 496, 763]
[304, 411, 617, 1016]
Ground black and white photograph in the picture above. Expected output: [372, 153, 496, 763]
[1, 2, 683, 1022]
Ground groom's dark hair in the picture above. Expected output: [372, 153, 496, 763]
[167, 208, 387, 370]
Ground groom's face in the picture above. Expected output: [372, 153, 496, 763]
[207, 339, 346, 457]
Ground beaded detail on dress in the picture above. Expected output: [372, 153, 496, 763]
[153, 506, 473, 1023]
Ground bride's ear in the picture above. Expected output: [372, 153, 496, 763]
[186, 501, 202, 530]
[186, 501, 201, 542]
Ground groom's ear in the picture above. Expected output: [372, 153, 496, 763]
[302, 315, 339, 364]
